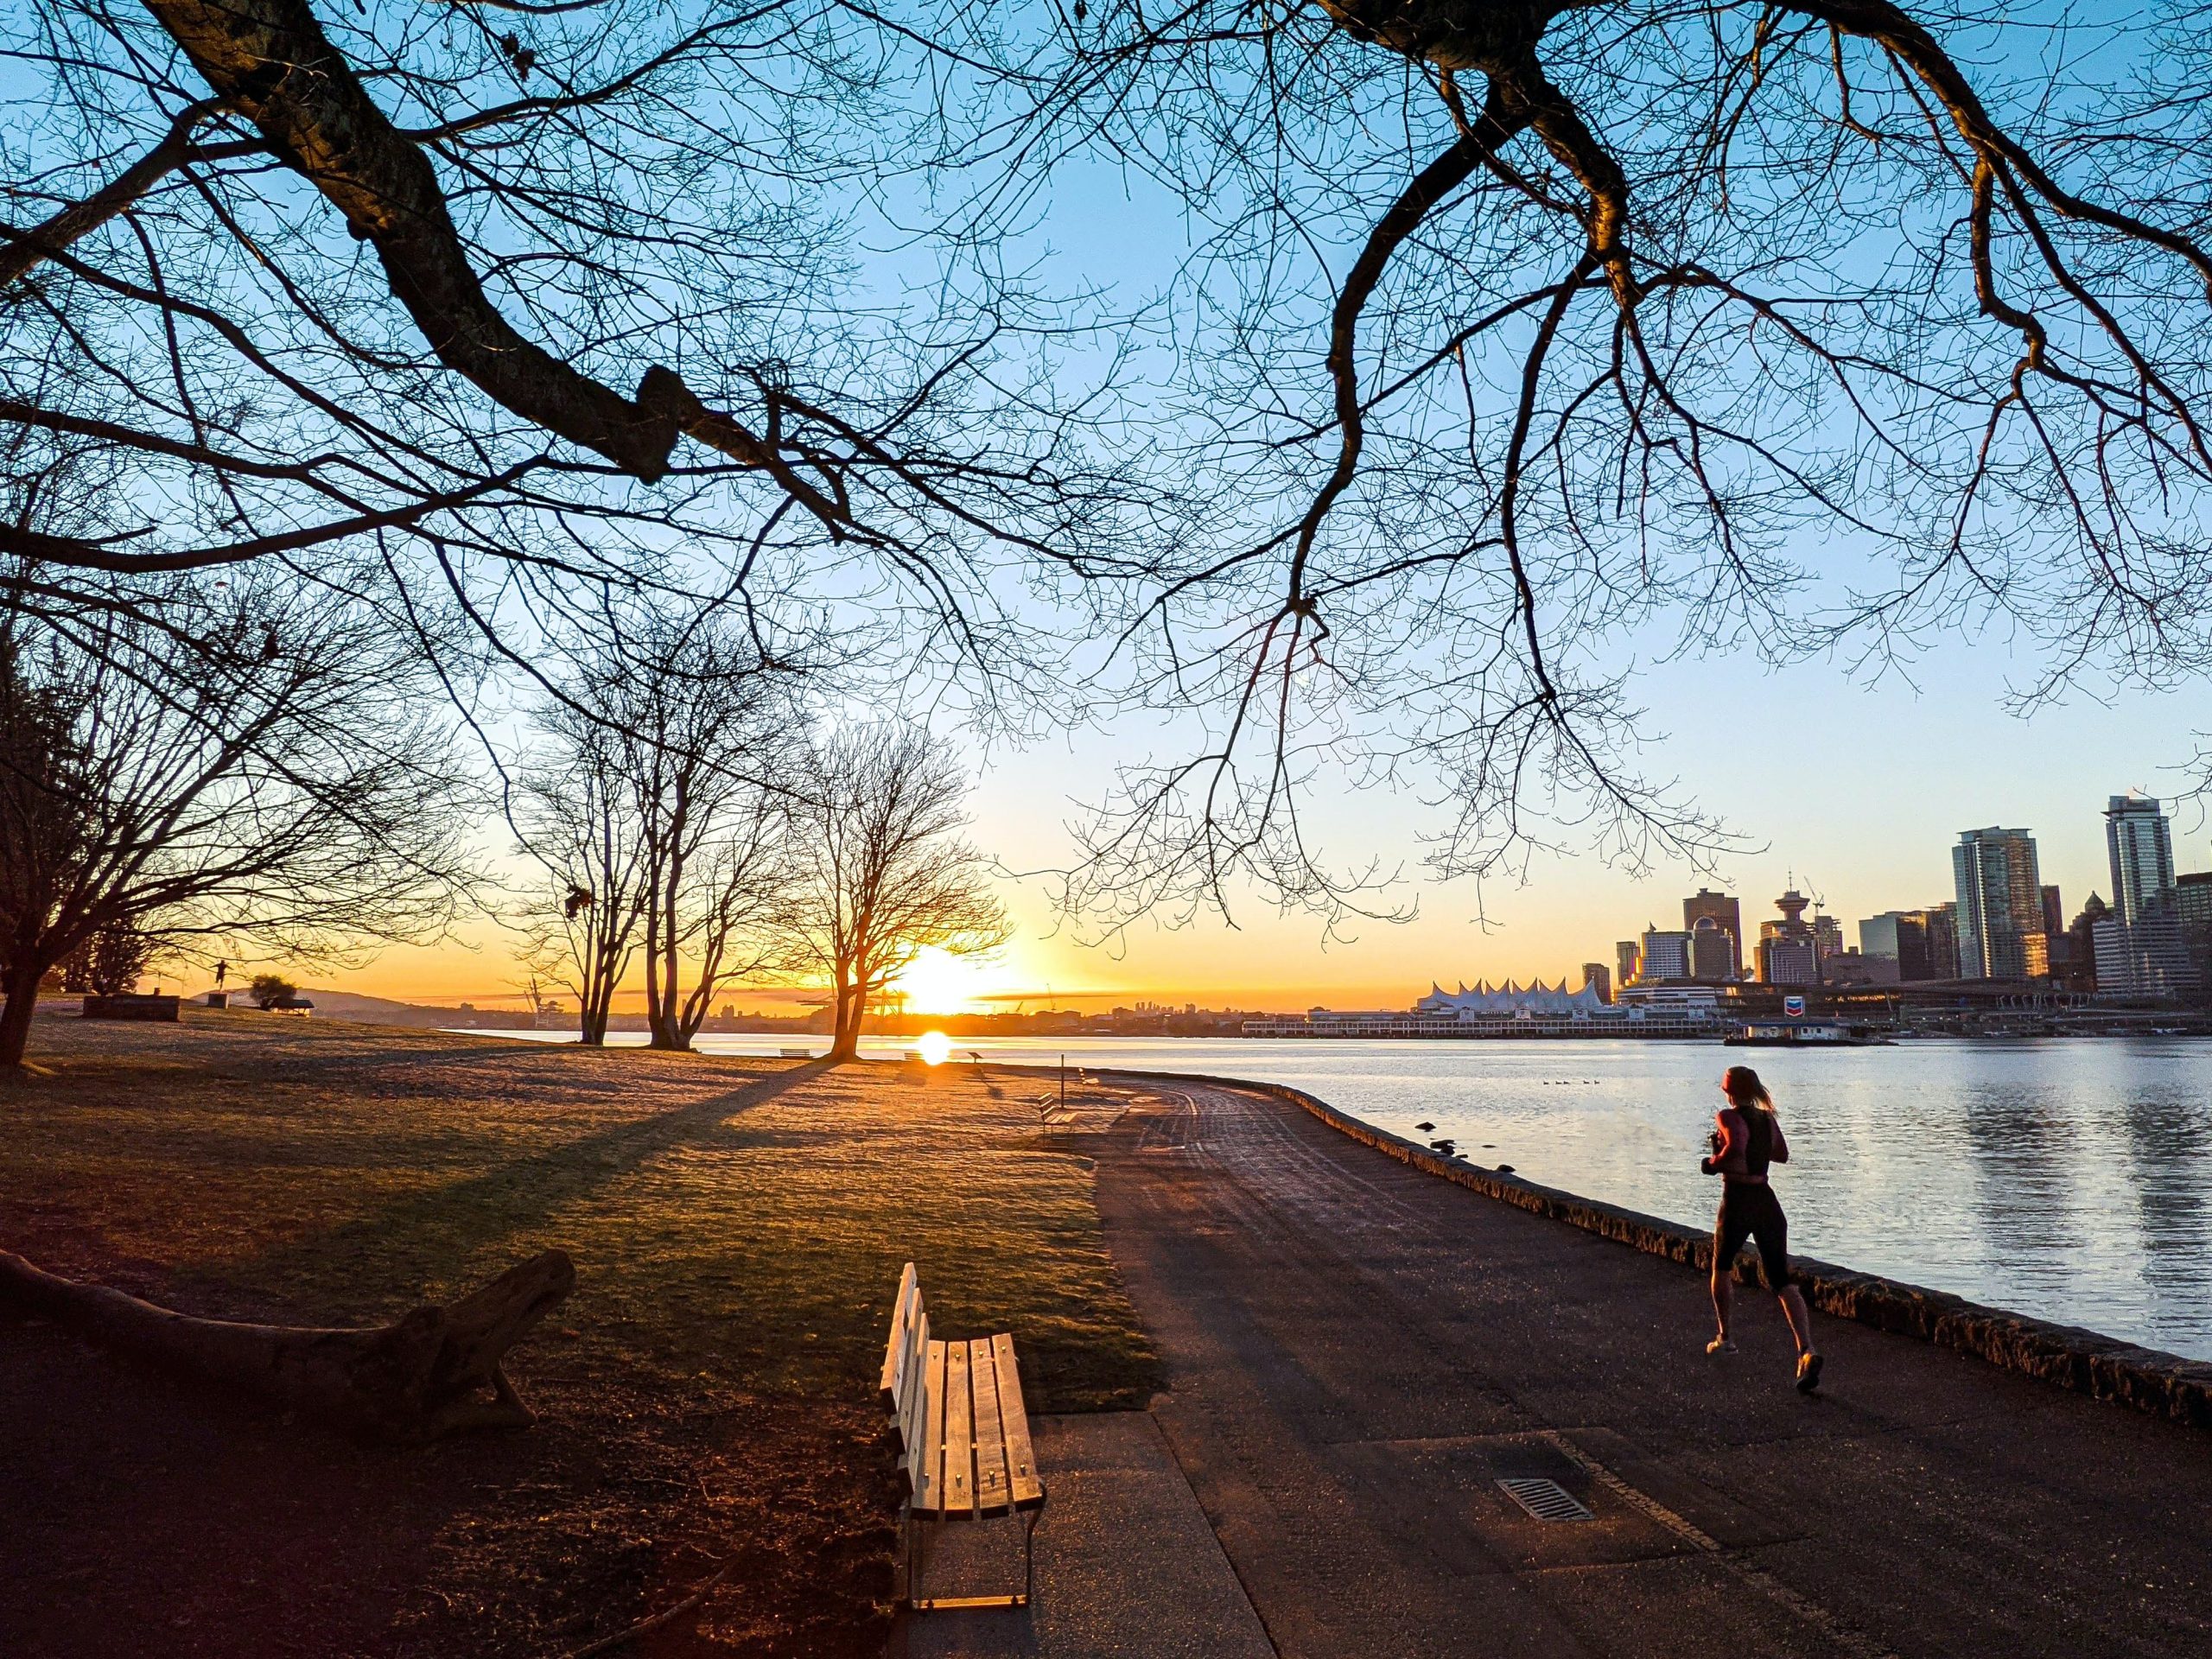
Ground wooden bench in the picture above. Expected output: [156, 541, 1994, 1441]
[879, 1263, 1046, 1610]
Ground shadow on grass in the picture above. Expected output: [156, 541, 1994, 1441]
[204, 1062, 830, 1307]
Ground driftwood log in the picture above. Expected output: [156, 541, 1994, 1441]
[0, 1247, 575, 1441]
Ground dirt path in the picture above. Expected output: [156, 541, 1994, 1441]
[1093, 1078, 2212, 1659]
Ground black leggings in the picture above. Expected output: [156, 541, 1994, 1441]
[1715, 1182, 1791, 1293]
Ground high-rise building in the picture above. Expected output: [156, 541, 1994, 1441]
[1756, 888, 1819, 985]
[2106, 794, 2177, 926]
[1859, 912, 1904, 959]
[1682, 890, 1742, 979]
[1640, 927, 1694, 981]
[2177, 873, 2212, 931]
[1689, 917, 1738, 981]
[2094, 913, 2196, 998]
[1582, 963, 1612, 1004]
[1617, 938, 1642, 989]
[1849, 915, 1937, 982]
[1810, 912, 1844, 963]
[2094, 795, 2197, 997]
[1925, 901, 1960, 980]
[2177, 874, 2212, 984]
[2064, 893, 2107, 994]
[1952, 828, 2045, 980]
[2040, 884, 2075, 974]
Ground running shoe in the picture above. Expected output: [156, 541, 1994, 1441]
[1796, 1351, 1825, 1393]
[1706, 1336, 1736, 1355]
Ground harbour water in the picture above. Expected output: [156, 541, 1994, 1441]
[467, 1031, 2212, 1363]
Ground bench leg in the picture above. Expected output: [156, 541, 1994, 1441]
[908, 1496, 1045, 1613]
[904, 1501, 919, 1608]
[1022, 1493, 1046, 1605]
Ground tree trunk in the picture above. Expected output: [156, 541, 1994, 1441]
[0, 1247, 575, 1441]
[826, 968, 859, 1064]
[579, 952, 612, 1046]
[0, 957, 43, 1070]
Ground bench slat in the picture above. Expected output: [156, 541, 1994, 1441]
[893, 1304, 930, 1471]
[943, 1339, 976, 1516]
[969, 1338, 1012, 1516]
[913, 1338, 948, 1508]
[879, 1262, 920, 1411]
[990, 1332, 1044, 1510]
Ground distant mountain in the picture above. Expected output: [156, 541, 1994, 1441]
[299, 990, 536, 1027]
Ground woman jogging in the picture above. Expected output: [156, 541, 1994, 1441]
[1701, 1065, 1823, 1392]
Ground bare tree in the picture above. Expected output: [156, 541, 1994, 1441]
[513, 690, 651, 1048]
[515, 610, 791, 1050]
[65, 919, 156, 998]
[0, 567, 480, 1070]
[782, 724, 1008, 1065]
[0, 0, 1142, 729]
[1013, 1, 2212, 924]
[16, 0, 2212, 945]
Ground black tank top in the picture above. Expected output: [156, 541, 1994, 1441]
[1738, 1109, 1773, 1179]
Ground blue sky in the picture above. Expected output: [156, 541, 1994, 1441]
[319, 0, 2212, 1010]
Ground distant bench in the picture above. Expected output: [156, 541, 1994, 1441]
[879, 1263, 1046, 1610]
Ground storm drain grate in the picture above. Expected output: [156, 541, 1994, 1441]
[1496, 1478, 1593, 1522]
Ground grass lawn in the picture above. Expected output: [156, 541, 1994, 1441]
[0, 1007, 1158, 1657]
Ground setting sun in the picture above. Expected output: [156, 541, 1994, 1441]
[889, 945, 1007, 1014]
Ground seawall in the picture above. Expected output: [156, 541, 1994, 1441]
[1119, 1067, 2212, 1434]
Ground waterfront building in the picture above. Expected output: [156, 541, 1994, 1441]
[2042, 883, 2077, 977]
[2177, 872, 2212, 931]
[1682, 890, 1742, 978]
[2093, 795, 2198, 997]
[1616, 939, 1642, 988]
[1859, 912, 1901, 959]
[2064, 893, 2107, 994]
[1249, 978, 1717, 1037]
[2177, 874, 2212, 984]
[2093, 912, 2196, 998]
[2106, 794, 2177, 927]
[1859, 909, 1948, 981]
[1582, 963, 1612, 1004]
[1416, 980, 1611, 1020]
[1639, 927, 1694, 981]
[1821, 947, 1900, 987]
[1615, 983, 1722, 1018]
[1952, 828, 2045, 980]
[1689, 918, 1738, 982]
[1756, 888, 1820, 985]
[1925, 901, 1961, 981]
[1811, 912, 1844, 963]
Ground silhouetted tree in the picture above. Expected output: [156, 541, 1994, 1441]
[12, 0, 2212, 936]
[248, 973, 297, 1011]
[781, 725, 1007, 1064]
[0, 569, 480, 1068]
[513, 693, 649, 1048]
[515, 609, 792, 1050]
[70, 920, 156, 997]
[0, 0, 1129, 728]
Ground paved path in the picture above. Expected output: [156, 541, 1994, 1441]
[896, 1413, 1273, 1659]
[1092, 1079, 2212, 1659]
